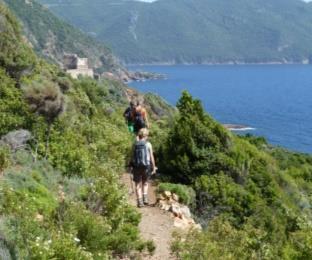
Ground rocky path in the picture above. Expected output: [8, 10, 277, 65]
[121, 173, 176, 260]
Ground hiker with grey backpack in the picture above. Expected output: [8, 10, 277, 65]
[130, 128, 156, 207]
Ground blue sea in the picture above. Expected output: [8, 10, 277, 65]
[129, 65, 312, 154]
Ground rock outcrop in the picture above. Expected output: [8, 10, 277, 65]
[0, 130, 32, 150]
[102, 70, 165, 83]
[157, 191, 201, 231]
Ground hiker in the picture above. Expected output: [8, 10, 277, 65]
[131, 128, 156, 207]
[123, 101, 136, 133]
[133, 101, 149, 134]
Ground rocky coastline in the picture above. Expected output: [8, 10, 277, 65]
[126, 59, 311, 66]
[101, 70, 165, 83]
[223, 124, 255, 131]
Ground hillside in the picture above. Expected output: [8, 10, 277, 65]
[1, 1, 312, 259]
[39, 0, 312, 64]
[2, 0, 129, 77]
[0, 3, 173, 258]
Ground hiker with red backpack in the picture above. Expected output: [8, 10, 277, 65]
[134, 101, 149, 134]
[131, 128, 156, 207]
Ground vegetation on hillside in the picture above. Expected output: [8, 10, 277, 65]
[40, 0, 312, 64]
[0, 4, 158, 258]
[2, 0, 127, 75]
[156, 92, 312, 259]
[1, 2, 312, 259]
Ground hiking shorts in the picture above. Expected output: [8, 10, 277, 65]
[133, 166, 152, 183]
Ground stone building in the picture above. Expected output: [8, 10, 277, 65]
[63, 54, 94, 79]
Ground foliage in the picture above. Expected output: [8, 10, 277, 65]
[240, 133, 268, 149]
[0, 4, 37, 79]
[2, 2, 312, 258]
[3, 0, 126, 74]
[0, 150, 149, 258]
[144, 93, 176, 120]
[159, 91, 232, 184]
[172, 218, 279, 260]
[23, 78, 65, 124]
[159, 91, 312, 259]
[0, 68, 36, 136]
[157, 182, 195, 206]
[0, 4, 166, 258]
[0, 146, 10, 173]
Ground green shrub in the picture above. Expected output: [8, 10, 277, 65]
[0, 150, 145, 258]
[172, 217, 279, 260]
[194, 174, 256, 226]
[0, 69, 35, 136]
[22, 78, 65, 124]
[56, 76, 73, 93]
[159, 91, 232, 184]
[77, 78, 108, 105]
[0, 146, 10, 173]
[157, 182, 195, 205]
[61, 202, 112, 254]
[0, 4, 37, 80]
[157, 92, 312, 258]
[48, 129, 92, 177]
[29, 231, 94, 259]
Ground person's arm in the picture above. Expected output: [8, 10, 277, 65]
[128, 143, 135, 169]
[148, 143, 156, 174]
[144, 109, 150, 128]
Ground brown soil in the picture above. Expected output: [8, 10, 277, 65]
[121, 173, 177, 260]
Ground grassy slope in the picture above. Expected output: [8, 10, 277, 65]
[39, 0, 312, 64]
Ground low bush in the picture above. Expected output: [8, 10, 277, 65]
[157, 182, 195, 205]
[0, 146, 10, 174]
[158, 92, 312, 258]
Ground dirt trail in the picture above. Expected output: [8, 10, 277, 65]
[121, 173, 177, 260]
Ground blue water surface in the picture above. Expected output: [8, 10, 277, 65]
[128, 65, 312, 154]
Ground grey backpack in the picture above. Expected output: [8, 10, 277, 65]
[133, 140, 149, 168]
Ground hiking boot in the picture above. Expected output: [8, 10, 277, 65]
[143, 194, 149, 205]
[137, 199, 144, 208]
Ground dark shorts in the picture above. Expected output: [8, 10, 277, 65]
[133, 166, 152, 183]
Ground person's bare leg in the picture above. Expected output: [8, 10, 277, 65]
[142, 180, 149, 204]
[142, 181, 148, 195]
[136, 182, 144, 207]
[136, 182, 142, 199]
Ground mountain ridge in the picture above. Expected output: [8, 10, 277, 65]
[2, 0, 131, 78]
[39, 0, 312, 64]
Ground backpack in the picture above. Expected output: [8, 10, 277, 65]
[133, 140, 149, 168]
[134, 111, 146, 130]
[124, 107, 133, 122]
